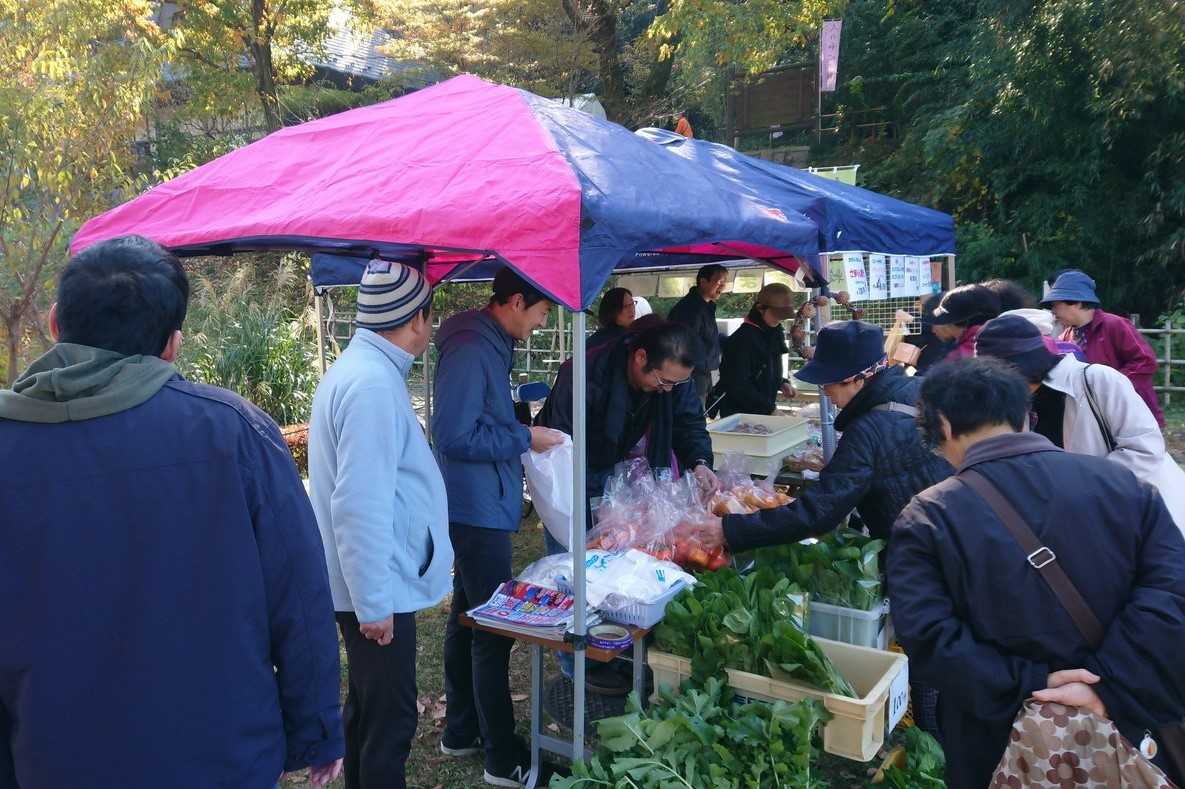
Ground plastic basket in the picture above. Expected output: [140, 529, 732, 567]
[809, 599, 888, 650]
[649, 639, 908, 762]
[600, 582, 688, 629]
[706, 413, 811, 456]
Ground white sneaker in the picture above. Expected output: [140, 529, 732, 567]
[439, 735, 482, 758]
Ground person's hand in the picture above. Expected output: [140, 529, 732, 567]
[308, 759, 344, 788]
[800, 346, 815, 360]
[360, 615, 394, 646]
[672, 513, 726, 553]
[530, 426, 565, 453]
[780, 382, 797, 399]
[1046, 669, 1101, 688]
[691, 464, 720, 498]
[1033, 669, 1107, 719]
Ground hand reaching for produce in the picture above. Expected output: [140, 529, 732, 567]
[529, 426, 565, 453]
[691, 463, 720, 498]
[308, 759, 344, 788]
[779, 382, 797, 400]
[673, 513, 726, 554]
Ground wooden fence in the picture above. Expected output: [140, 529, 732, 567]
[1138, 321, 1185, 407]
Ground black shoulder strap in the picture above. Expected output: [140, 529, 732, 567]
[960, 468, 1105, 648]
[1082, 364, 1118, 453]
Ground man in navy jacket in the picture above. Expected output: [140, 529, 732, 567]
[889, 357, 1185, 787]
[433, 267, 563, 787]
[0, 236, 344, 789]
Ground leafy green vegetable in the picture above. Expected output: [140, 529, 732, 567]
[757, 528, 887, 612]
[654, 566, 857, 697]
[549, 677, 830, 789]
[874, 728, 947, 788]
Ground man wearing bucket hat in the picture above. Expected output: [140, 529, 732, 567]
[677, 320, 951, 551]
[1042, 270, 1164, 426]
[308, 260, 453, 789]
[928, 283, 1002, 361]
[710, 283, 798, 417]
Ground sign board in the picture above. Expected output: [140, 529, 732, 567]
[867, 254, 888, 300]
[844, 252, 869, 301]
[826, 256, 848, 292]
[886, 661, 910, 733]
[888, 255, 909, 297]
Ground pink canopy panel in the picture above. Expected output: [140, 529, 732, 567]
[72, 75, 821, 309]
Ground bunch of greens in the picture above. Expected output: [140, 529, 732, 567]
[757, 529, 886, 612]
[550, 678, 829, 789]
[872, 727, 947, 788]
[655, 567, 857, 697]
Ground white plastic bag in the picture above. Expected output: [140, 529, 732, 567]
[522, 435, 574, 549]
[517, 549, 696, 610]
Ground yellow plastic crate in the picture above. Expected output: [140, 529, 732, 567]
[649, 638, 908, 762]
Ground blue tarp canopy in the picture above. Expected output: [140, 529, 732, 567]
[633, 128, 956, 258]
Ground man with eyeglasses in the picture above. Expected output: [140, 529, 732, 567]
[537, 321, 718, 516]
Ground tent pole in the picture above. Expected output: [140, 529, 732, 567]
[313, 288, 328, 376]
[815, 287, 838, 462]
[570, 309, 588, 761]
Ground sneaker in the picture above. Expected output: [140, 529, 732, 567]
[483, 758, 531, 788]
[439, 734, 483, 758]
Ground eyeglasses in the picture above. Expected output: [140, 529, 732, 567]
[651, 369, 692, 389]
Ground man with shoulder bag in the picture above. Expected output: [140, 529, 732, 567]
[888, 357, 1185, 788]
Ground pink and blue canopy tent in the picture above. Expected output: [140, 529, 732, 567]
[633, 127, 955, 259]
[72, 75, 824, 309]
[69, 74, 833, 778]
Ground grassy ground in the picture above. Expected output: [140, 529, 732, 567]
[282, 518, 554, 789]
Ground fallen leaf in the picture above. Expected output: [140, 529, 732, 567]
[511, 693, 528, 702]
[547, 723, 560, 733]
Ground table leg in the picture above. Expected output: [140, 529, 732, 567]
[526, 644, 544, 789]
[632, 634, 646, 706]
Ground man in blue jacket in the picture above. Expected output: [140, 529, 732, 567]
[309, 261, 453, 789]
[0, 236, 344, 789]
[433, 267, 563, 787]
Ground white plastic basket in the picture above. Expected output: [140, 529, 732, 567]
[809, 599, 889, 650]
[600, 582, 688, 628]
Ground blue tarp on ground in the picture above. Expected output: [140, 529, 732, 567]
[633, 127, 956, 258]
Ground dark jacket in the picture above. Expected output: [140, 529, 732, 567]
[588, 324, 627, 351]
[0, 378, 343, 788]
[432, 309, 531, 532]
[722, 365, 952, 552]
[668, 287, 721, 372]
[536, 335, 713, 502]
[717, 311, 788, 417]
[889, 432, 1185, 788]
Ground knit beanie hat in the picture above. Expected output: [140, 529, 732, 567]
[975, 315, 1060, 382]
[355, 260, 432, 331]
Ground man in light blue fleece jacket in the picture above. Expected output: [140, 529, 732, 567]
[434, 267, 564, 787]
[308, 261, 453, 789]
